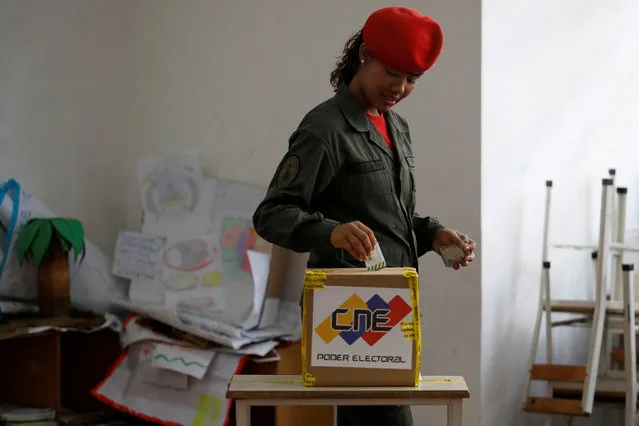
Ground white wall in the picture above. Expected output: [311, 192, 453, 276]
[1, 1, 481, 425]
[482, 1, 639, 425]
[0, 1, 133, 251]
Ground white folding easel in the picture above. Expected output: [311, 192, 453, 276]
[522, 171, 639, 425]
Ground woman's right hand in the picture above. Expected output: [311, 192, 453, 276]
[330, 221, 377, 261]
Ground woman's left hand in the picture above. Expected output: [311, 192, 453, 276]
[433, 228, 476, 270]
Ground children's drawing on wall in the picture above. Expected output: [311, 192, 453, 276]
[138, 152, 215, 237]
[220, 215, 271, 285]
[163, 232, 272, 330]
[160, 232, 240, 333]
[209, 179, 268, 242]
[125, 151, 283, 335]
[112, 231, 166, 283]
[131, 342, 190, 390]
[201, 270, 222, 287]
[212, 180, 269, 217]
[150, 342, 216, 380]
[163, 238, 217, 273]
[139, 344, 153, 363]
[138, 152, 202, 221]
[161, 234, 222, 293]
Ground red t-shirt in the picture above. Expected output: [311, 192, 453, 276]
[367, 113, 393, 150]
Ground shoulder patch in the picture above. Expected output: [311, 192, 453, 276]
[276, 155, 300, 188]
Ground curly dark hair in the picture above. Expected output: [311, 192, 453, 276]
[329, 30, 364, 92]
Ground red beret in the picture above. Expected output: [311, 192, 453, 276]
[363, 7, 444, 74]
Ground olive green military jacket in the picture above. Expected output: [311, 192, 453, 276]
[252, 83, 444, 269]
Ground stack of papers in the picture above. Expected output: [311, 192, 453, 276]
[112, 152, 302, 355]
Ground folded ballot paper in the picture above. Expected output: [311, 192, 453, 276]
[365, 244, 387, 271]
[437, 233, 472, 268]
[366, 234, 472, 270]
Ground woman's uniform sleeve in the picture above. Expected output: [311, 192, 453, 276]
[253, 130, 340, 253]
[412, 214, 444, 257]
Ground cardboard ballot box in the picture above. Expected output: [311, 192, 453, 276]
[301, 267, 421, 387]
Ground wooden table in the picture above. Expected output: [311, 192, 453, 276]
[226, 374, 470, 426]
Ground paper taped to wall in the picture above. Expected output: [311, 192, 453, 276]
[112, 231, 165, 282]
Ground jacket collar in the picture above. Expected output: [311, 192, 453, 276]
[335, 83, 409, 134]
[335, 83, 369, 132]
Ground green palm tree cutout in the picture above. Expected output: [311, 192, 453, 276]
[16, 218, 86, 267]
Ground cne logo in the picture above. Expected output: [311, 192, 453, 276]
[314, 293, 412, 346]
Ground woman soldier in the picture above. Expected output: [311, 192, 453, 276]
[253, 6, 476, 426]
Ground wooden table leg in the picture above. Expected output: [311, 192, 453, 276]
[235, 400, 251, 426]
[447, 400, 463, 426]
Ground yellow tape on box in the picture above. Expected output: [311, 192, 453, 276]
[301, 267, 421, 387]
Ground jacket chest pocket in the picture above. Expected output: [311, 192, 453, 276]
[341, 159, 393, 197]
[405, 155, 416, 193]
[403, 155, 417, 215]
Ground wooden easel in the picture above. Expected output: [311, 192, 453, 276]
[522, 171, 639, 425]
